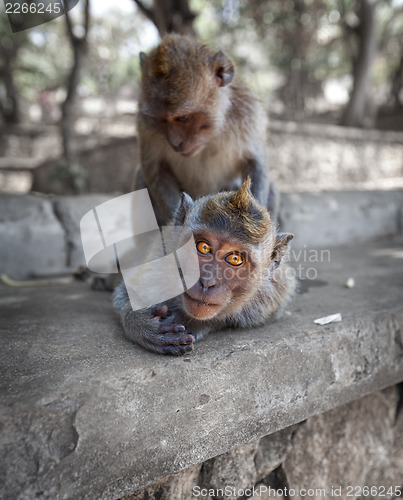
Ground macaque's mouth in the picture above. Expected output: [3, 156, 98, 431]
[179, 144, 204, 157]
[183, 293, 222, 319]
[183, 292, 220, 307]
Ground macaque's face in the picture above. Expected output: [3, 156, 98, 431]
[183, 231, 254, 320]
[140, 36, 235, 157]
[151, 110, 213, 157]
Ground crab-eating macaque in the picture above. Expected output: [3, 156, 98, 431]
[113, 179, 295, 355]
[134, 34, 278, 225]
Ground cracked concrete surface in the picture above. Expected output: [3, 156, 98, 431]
[126, 386, 403, 500]
[1, 237, 403, 499]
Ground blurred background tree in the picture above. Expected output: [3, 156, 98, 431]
[132, 0, 197, 35]
[0, 15, 29, 123]
[1, 0, 403, 129]
[0, 0, 402, 193]
[193, 0, 403, 126]
[58, 0, 90, 192]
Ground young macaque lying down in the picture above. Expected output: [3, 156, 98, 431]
[113, 179, 295, 355]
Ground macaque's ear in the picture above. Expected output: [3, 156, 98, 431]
[173, 192, 194, 226]
[139, 51, 147, 69]
[271, 233, 293, 268]
[210, 50, 234, 87]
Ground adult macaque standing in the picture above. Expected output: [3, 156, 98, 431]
[135, 34, 277, 225]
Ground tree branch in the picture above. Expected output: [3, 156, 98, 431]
[64, 6, 75, 43]
[64, 0, 90, 43]
[84, 0, 90, 36]
[133, 0, 157, 25]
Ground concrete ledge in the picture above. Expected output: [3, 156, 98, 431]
[0, 190, 402, 280]
[0, 158, 40, 171]
[0, 194, 67, 279]
[280, 189, 403, 248]
[0, 193, 111, 278]
[1, 238, 402, 499]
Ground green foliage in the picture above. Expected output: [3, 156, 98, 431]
[18, 19, 71, 99]
[2, 0, 402, 125]
[51, 157, 88, 194]
[86, 8, 144, 98]
[192, 0, 403, 118]
[0, 5, 145, 116]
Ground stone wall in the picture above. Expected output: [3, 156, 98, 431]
[0, 124, 60, 159]
[0, 125, 137, 194]
[124, 386, 403, 500]
[0, 190, 403, 279]
[30, 136, 137, 195]
[268, 121, 403, 191]
[1, 121, 402, 194]
[1, 189, 402, 279]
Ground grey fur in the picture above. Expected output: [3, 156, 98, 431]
[113, 189, 295, 356]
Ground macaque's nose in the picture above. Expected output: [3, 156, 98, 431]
[168, 130, 185, 151]
[173, 142, 184, 152]
[199, 275, 216, 290]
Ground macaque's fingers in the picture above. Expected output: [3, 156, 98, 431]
[154, 304, 168, 317]
[187, 332, 197, 343]
[158, 323, 186, 334]
[155, 333, 194, 347]
[166, 343, 194, 355]
[142, 340, 194, 356]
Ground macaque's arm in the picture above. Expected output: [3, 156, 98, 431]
[138, 160, 182, 225]
[113, 283, 194, 355]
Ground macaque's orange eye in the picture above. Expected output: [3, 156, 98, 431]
[225, 253, 244, 267]
[176, 114, 191, 123]
[196, 241, 211, 255]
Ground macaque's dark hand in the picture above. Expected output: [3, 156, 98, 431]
[141, 304, 194, 355]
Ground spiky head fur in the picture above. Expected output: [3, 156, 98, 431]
[183, 177, 274, 256]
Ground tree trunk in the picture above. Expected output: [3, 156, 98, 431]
[390, 47, 403, 108]
[341, 0, 378, 127]
[0, 32, 22, 124]
[133, 0, 196, 36]
[61, 43, 86, 162]
[0, 64, 20, 124]
[59, 0, 90, 193]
